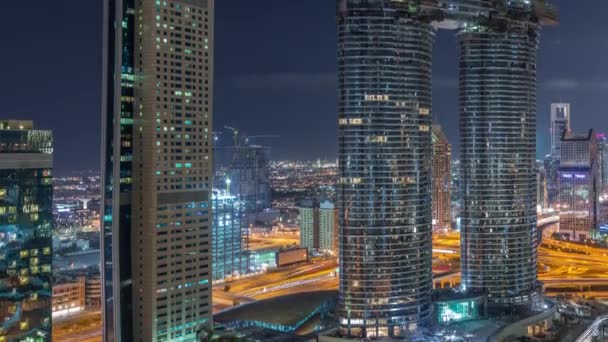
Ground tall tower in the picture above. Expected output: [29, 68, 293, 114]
[337, 1, 434, 338]
[211, 189, 248, 282]
[558, 130, 598, 241]
[101, 1, 135, 340]
[551, 103, 571, 156]
[102, 0, 214, 341]
[0, 120, 53, 342]
[598, 133, 608, 192]
[432, 125, 452, 232]
[459, 0, 556, 307]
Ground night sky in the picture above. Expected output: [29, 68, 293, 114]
[0, 1, 606, 175]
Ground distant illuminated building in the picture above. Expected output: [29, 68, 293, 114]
[451, 159, 462, 229]
[544, 154, 560, 209]
[215, 145, 271, 217]
[432, 125, 452, 232]
[212, 189, 249, 281]
[551, 103, 571, 156]
[598, 134, 608, 236]
[299, 199, 338, 254]
[299, 200, 316, 253]
[558, 130, 599, 241]
[536, 162, 548, 210]
[0, 120, 53, 341]
[598, 133, 608, 192]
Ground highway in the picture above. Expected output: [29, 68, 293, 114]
[52, 310, 102, 342]
[248, 232, 300, 251]
[576, 314, 608, 342]
[55, 218, 608, 336]
[215, 223, 608, 313]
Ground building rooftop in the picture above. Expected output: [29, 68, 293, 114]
[0, 120, 34, 130]
[214, 290, 337, 330]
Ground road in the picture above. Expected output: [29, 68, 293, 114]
[215, 226, 608, 313]
[52, 310, 102, 342]
[248, 232, 300, 251]
[55, 221, 608, 334]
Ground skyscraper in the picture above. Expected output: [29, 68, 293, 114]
[299, 199, 317, 253]
[0, 120, 53, 341]
[536, 162, 548, 210]
[451, 159, 462, 229]
[212, 189, 248, 281]
[432, 125, 452, 232]
[299, 199, 338, 254]
[337, 1, 434, 337]
[102, 0, 214, 341]
[551, 103, 571, 156]
[544, 154, 560, 209]
[459, 1, 556, 307]
[558, 130, 598, 241]
[337, 0, 556, 337]
[101, 1, 135, 339]
[598, 133, 608, 193]
[215, 144, 271, 218]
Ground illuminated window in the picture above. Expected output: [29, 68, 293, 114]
[364, 94, 389, 101]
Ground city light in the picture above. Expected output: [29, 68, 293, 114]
[5, 1, 608, 342]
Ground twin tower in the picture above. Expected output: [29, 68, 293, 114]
[336, 0, 557, 339]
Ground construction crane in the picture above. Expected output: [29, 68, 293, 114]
[224, 126, 240, 147]
[243, 134, 280, 145]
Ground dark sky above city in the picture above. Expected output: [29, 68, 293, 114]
[0, 0, 607, 174]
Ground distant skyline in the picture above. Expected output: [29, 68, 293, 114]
[1, 0, 607, 174]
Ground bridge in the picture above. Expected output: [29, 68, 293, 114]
[576, 315, 608, 342]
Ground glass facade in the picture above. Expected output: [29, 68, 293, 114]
[101, 0, 134, 341]
[214, 145, 271, 216]
[337, 0, 434, 338]
[550, 103, 570, 157]
[459, 19, 541, 305]
[212, 190, 248, 281]
[558, 131, 599, 241]
[432, 125, 452, 232]
[598, 134, 608, 193]
[544, 154, 560, 209]
[435, 296, 484, 325]
[0, 123, 53, 341]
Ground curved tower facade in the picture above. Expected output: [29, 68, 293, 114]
[337, 0, 435, 338]
[458, 4, 545, 307]
[436, 0, 556, 309]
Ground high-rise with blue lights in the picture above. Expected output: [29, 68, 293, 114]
[0, 120, 53, 341]
[212, 189, 248, 281]
[102, 0, 214, 340]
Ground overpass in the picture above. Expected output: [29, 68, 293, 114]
[576, 315, 608, 342]
[538, 215, 560, 227]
